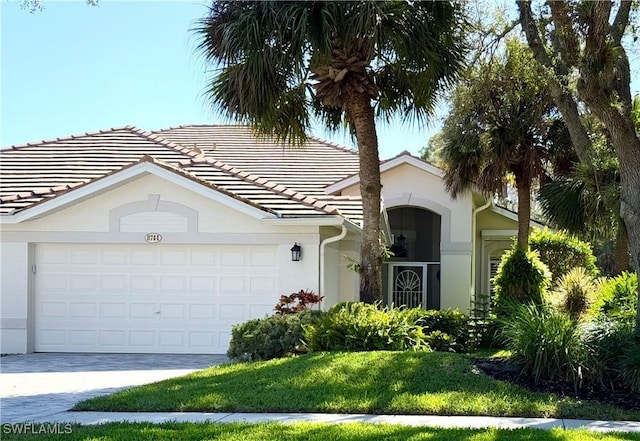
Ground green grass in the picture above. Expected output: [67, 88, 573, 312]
[74, 351, 640, 420]
[2, 422, 639, 441]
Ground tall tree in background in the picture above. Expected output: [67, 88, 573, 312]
[538, 134, 627, 274]
[518, 0, 640, 327]
[194, 1, 467, 302]
[439, 40, 553, 251]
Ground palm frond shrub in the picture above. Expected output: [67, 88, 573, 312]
[550, 267, 598, 321]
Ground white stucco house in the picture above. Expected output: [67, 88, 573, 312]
[0, 125, 526, 355]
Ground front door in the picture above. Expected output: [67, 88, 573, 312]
[387, 262, 440, 309]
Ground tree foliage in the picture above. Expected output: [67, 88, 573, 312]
[517, 0, 640, 328]
[194, 1, 467, 302]
[438, 39, 555, 250]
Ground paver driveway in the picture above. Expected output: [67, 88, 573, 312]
[0, 353, 226, 423]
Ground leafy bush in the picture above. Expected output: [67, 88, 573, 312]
[583, 320, 640, 393]
[619, 340, 640, 393]
[406, 308, 471, 352]
[274, 290, 324, 315]
[529, 229, 598, 283]
[303, 302, 429, 352]
[595, 271, 638, 322]
[492, 246, 551, 318]
[423, 330, 452, 352]
[499, 302, 587, 389]
[227, 310, 323, 361]
[550, 267, 598, 321]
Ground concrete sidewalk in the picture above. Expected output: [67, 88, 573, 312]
[19, 411, 640, 433]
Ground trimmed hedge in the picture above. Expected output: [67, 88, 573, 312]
[227, 310, 323, 361]
[493, 245, 551, 318]
[529, 229, 598, 283]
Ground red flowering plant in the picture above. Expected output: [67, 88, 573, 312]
[274, 290, 324, 315]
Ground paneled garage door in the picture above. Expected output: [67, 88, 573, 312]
[34, 243, 278, 354]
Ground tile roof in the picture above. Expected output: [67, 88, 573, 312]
[153, 125, 361, 195]
[0, 126, 363, 224]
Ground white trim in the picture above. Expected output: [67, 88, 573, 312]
[325, 154, 444, 195]
[320, 225, 348, 296]
[385, 194, 452, 244]
[261, 217, 362, 234]
[489, 206, 546, 228]
[0, 231, 320, 245]
[481, 229, 518, 238]
[1, 162, 277, 224]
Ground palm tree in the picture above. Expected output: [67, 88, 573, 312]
[538, 127, 629, 275]
[194, 1, 467, 302]
[439, 40, 553, 251]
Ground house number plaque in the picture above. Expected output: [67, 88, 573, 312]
[145, 233, 162, 243]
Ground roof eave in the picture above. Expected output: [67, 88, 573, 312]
[0, 161, 277, 224]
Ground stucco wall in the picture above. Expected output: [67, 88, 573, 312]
[0, 242, 31, 354]
[341, 162, 474, 312]
[0, 173, 329, 354]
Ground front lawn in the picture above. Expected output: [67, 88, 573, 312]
[2, 422, 640, 441]
[74, 351, 640, 420]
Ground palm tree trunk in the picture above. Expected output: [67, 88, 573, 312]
[515, 175, 531, 252]
[345, 91, 383, 303]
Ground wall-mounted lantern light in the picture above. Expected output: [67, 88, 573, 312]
[290, 242, 302, 261]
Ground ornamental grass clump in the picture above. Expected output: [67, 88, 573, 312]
[499, 302, 587, 390]
[550, 267, 598, 321]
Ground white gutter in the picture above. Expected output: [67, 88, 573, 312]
[319, 224, 348, 297]
[471, 200, 492, 303]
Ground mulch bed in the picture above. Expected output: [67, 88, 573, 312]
[472, 357, 640, 411]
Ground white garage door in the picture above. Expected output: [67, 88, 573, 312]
[34, 243, 278, 354]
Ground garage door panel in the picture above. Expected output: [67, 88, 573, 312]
[35, 243, 279, 354]
[69, 302, 97, 318]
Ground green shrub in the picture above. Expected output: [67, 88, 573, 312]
[595, 271, 638, 322]
[550, 267, 598, 321]
[583, 320, 640, 393]
[227, 310, 323, 361]
[423, 330, 452, 352]
[529, 229, 598, 283]
[499, 302, 587, 389]
[303, 302, 429, 352]
[619, 339, 640, 393]
[407, 308, 471, 352]
[492, 246, 551, 318]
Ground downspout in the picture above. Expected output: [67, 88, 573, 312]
[319, 224, 348, 298]
[471, 200, 492, 307]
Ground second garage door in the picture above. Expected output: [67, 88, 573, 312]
[34, 243, 278, 354]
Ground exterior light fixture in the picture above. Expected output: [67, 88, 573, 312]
[290, 242, 302, 261]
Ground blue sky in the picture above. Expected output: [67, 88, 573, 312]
[1, 0, 439, 159]
[1, 1, 638, 159]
